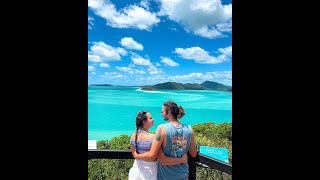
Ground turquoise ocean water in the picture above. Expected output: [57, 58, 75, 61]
[88, 86, 232, 141]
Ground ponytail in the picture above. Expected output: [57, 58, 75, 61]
[177, 106, 185, 119]
[135, 126, 139, 154]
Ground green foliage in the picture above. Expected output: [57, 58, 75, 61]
[214, 123, 232, 141]
[193, 122, 232, 142]
[96, 134, 131, 150]
[97, 140, 111, 149]
[193, 122, 215, 134]
[196, 167, 232, 180]
[110, 134, 131, 149]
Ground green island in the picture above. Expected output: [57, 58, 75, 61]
[89, 81, 232, 92]
[140, 81, 231, 92]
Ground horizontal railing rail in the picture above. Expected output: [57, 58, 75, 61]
[197, 153, 232, 175]
[88, 149, 133, 159]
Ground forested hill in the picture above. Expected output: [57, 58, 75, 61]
[141, 81, 231, 91]
[201, 81, 231, 90]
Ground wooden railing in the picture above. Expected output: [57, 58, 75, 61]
[88, 149, 232, 179]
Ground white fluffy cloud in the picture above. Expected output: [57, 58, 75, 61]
[218, 46, 232, 56]
[88, 41, 127, 62]
[88, 16, 95, 30]
[158, 0, 232, 38]
[139, 75, 166, 84]
[88, 0, 160, 31]
[131, 53, 152, 66]
[147, 65, 164, 75]
[140, 0, 150, 10]
[120, 37, 144, 50]
[99, 63, 110, 68]
[101, 72, 126, 79]
[160, 56, 179, 66]
[216, 20, 232, 33]
[116, 66, 146, 74]
[88, 65, 96, 71]
[168, 71, 232, 82]
[174, 46, 231, 64]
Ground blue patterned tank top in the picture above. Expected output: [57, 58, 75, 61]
[157, 123, 192, 180]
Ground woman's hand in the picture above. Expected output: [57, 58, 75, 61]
[180, 153, 188, 164]
[133, 150, 138, 158]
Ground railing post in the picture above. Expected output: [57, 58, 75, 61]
[188, 152, 198, 180]
[116, 160, 119, 180]
[125, 160, 127, 176]
[98, 159, 100, 180]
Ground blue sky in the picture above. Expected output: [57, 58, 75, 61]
[88, 0, 232, 86]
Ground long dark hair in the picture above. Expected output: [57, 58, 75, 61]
[135, 111, 148, 153]
[163, 100, 185, 120]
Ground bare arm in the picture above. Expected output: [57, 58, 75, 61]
[189, 128, 197, 158]
[157, 149, 188, 165]
[130, 145, 136, 156]
[133, 125, 164, 161]
[130, 133, 136, 156]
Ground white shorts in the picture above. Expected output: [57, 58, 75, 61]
[128, 159, 158, 180]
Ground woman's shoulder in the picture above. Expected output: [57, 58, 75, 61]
[131, 132, 155, 141]
[148, 133, 155, 139]
[131, 133, 137, 140]
[139, 133, 154, 141]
